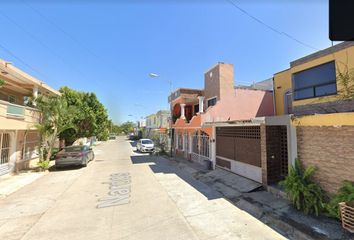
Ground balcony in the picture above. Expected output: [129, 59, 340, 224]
[0, 100, 40, 128]
[6, 103, 25, 118]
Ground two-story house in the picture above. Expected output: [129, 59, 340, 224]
[169, 62, 280, 183]
[273, 41, 354, 193]
[144, 110, 170, 137]
[0, 59, 60, 176]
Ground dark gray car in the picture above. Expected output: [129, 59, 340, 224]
[55, 145, 94, 168]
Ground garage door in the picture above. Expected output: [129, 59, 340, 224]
[216, 126, 262, 183]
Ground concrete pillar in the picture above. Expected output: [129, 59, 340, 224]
[180, 103, 186, 119]
[288, 124, 298, 166]
[260, 124, 268, 186]
[198, 96, 205, 113]
[32, 85, 38, 106]
[210, 126, 216, 170]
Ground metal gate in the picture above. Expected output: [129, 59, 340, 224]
[191, 131, 210, 164]
[0, 133, 11, 175]
[216, 126, 262, 183]
[266, 126, 288, 184]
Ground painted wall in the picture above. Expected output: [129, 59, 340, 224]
[274, 44, 354, 116]
[0, 101, 40, 130]
[292, 112, 354, 126]
[204, 63, 234, 104]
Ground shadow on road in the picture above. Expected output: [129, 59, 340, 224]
[130, 155, 221, 201]
[49, 165, 84, 172]
[128, 140, 137, 147]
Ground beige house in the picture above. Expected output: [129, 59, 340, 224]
[0, 59, 60, 175]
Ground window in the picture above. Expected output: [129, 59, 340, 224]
[23, 131, 39, 161]
[292, 61, 337, 100]
[0, 133, 10, 165]
[142, 140, 153, 144]
[207, 97, 217, 107]
[177, 134, 183, 150]
[8, 95, 16, 104]
[194, 104, 199, 114]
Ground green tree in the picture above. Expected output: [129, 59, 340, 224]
[35, 96, 76, 165]
[117, 121, 135, 134]
[59, 86, 110, 144]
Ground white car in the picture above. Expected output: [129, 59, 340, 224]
[136, 139, 154, 153]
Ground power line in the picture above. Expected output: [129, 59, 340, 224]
[225, 0, 319, 51]
[0, 9, 88, 80]
[21, 0, 128, 78]
[0, 42, 49, 80]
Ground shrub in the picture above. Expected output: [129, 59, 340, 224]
[37, 160, 50, 171]
[279, 159, 324, 216]
[325, 181, 354, 219]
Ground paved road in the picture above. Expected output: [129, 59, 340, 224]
[0, 136, 286, 240]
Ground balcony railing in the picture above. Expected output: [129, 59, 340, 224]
[0, 100, 40, 124]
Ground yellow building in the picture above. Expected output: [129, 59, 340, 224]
[273, 42, 354, 193]
[274, 41, 354, 124]
[0, 59, 59, 175]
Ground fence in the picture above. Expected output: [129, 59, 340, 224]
[191, 131, 210, 164]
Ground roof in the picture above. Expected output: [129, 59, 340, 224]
[290, 41, 354, 67]
[235, 78, 273, 91]
[0, 59, 60, 96]
[168, 88, 203, 103]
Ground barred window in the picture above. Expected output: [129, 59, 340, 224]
[177, 133, 183, 150]
[23, 131, 40, 160]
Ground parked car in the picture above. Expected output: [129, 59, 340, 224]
[136, 139, 154, 153]
[129, 133, 139, 140]
[109, 134, 116, 140]
[55, 145, 95, 168]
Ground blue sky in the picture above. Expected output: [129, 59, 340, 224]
[0, 0, 332, 123]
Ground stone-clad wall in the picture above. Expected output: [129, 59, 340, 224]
[293, 99, 354, 116]
[297, 126, 354, 193]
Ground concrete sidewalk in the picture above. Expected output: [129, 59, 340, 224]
[0, 171, 46, 200]
[165, 155, 353, 240]
[0, 138, 288, 240]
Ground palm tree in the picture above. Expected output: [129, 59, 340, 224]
[35, 96, 77, 163]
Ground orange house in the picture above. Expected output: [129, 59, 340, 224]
[168, 62, 275, 170]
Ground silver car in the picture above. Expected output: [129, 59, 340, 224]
[55, 145, 94, 167]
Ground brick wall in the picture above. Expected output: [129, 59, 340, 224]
[297, 126, 354, 193]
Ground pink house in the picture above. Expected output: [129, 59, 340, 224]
[169, 62, 275, 182]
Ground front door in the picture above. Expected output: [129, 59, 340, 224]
[0, 133, 11, 175]
[265, 126, 288, 184]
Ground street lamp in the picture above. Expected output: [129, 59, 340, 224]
[149, 73, 173, 157]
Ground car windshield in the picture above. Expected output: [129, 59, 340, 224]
[64, 146, 84, 152]
[142, 140, 153, 144]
